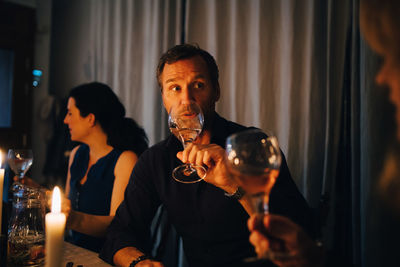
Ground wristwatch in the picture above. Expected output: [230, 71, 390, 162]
[224, 186, 246, 200]
[129, 255, 151, 267]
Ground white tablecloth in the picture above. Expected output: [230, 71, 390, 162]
[62, 241, 111, 267]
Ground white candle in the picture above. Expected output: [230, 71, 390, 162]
[0, 150, 4, 235]
[45, 186, 66, 267]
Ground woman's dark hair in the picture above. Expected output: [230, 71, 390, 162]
[361, 0, 400, 63]
[68, 82, 148, 155]
[156, 43, 220, 91]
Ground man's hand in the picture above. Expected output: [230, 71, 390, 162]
[61, 197, 72, 218]
[135, 260, 164, 267]
[176, 143, 238, 193]
[114, 247, 165, 267]
[248, 214, 323, 267]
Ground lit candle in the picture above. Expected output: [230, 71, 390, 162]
[0, 150, 4, 235]
[45, 186, 66, 267]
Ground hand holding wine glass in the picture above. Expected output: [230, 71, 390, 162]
[248, 214, 324, 267]
[168, 101, 207, 183]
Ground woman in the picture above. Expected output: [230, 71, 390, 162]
[63, 82, 148, 252]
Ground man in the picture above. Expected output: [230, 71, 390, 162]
[100, 44, 311, 267]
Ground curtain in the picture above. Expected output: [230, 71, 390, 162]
[49, 0, 393, 266]
[51, 0, 183, 144]
[185, 2, 354, 261]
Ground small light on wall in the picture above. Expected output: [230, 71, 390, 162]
[33, 69, 42, 87]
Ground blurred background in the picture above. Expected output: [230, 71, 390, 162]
[0, 0, 396, 266]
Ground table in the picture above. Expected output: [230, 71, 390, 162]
[63, 241, 111, 267]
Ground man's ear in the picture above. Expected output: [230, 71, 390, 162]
[214, 83, 221, 102]
[87, 113, 96, 127]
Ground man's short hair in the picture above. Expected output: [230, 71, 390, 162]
[156, 43, 220, 91]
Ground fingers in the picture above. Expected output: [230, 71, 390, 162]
[137, 260, 165, 267]
[249, 230, 270, 258]
[176, 143, 196, 163]
[176, 151, 183, 162]
[248, 214, 320, 267]
[176, 144, 224, 167]
[262, 214, 301, 242]
[60, 198, 71, 218]
[248, 213, 264, 232]
[250, 214, 309, 252]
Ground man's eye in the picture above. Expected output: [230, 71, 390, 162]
[171, 86, 181, 92]
[193, 82, 204, 89]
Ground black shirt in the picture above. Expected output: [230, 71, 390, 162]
[100, 114, 311, 267]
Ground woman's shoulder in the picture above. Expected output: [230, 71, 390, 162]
[119, 150, 138, 161]
[115, 150, 138, 168]
[69, 144, 82, 160]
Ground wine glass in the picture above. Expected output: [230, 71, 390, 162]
[168, 101, 207, 183]
[7, 149, 33, 185]
[225, 129, 285, 261]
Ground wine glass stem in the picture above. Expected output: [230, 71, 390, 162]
[251, 192, 270, 214]
[181, 140, 193, 170]
[263, 202, 269, 214]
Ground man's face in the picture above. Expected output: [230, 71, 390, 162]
[160, 55, 220, 126]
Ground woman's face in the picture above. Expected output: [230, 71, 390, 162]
[375, 57, 400, 133]
[361, 8, 400, 139]
[63, 97, 92, 142]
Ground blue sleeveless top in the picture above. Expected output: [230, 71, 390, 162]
[67, 144, 122, 252]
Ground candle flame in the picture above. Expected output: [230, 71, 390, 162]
[51, 186, 61, 213]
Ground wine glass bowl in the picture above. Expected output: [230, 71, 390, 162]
[168, 102, 207, 183]
[7, 149, 33, 181]
[225, 129, 281, 213]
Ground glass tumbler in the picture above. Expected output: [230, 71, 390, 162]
[7, 185, 45, 266]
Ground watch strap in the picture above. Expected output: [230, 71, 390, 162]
[224, 186, 246, 200]
[129, 255, 151, 267]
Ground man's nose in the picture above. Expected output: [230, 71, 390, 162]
[180, 88, 195, 104]
[63, 116, 68, 124]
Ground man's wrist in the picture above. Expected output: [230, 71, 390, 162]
[129, 255, 151, 267]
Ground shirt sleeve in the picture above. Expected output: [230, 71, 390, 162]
[269, 150, 314, 237]
[99, 149, 162, 264]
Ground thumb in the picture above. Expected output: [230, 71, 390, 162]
[176, 151, 183, 161]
